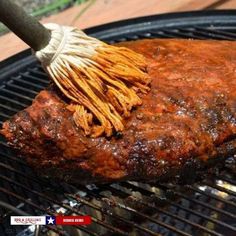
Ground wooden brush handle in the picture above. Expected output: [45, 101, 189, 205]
[0, 0, 51, 51]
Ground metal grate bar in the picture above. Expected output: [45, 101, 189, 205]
[148, 30, 201, 39]
[0, 140, 12, 148]
[0, 88, 33, 102]
[67, 194, 158, 236]
[28, 68, 48, 77]
[0, 174, 151, 235]
[0, 112, 10, 120]
[70, 226, 99, 236]
[0, 151, 29, 166]
[33, 180, 192, 236]
[6, 83, 38, 96]
[0, 94, 27, 108]
[178, 28, 236, 40]
[124, 182, 236, 232]
[165, 196, 235, 232]
[0, 202, 98, 236]
[97, 185, 194, 236]
[216, 175, 236, 186]
[0, 162, 44, 183]
[0, 188, 70, 236]
[0, 166, 130, 235]
[196, 27, 236, 39]
[0, 161, 61, 190]
[71, 226, 99, 236]
[188, 185, 236, 208]
[0, 173, 162, 236]
[101, 198, 191, 235]
[156, 185, 236, 219]
[0, 188, 115, 236]
[178, 28, 210, 39]
[0, 176, 129, 236]
[160, 29, 206, 39]
[0, 200, 29, 216]
[0, 203, 98, 236]
[0, 201, 66, 236]
[205, 182, 236, 197]
[20, 72, 49, 84]
[0, 104, 19, 113]
[35, 65, 47, 73]
[13, 76, 46, 90]
[96, 184, 222, 236]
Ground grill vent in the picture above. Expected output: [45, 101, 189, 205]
[0, 11, 236, 236]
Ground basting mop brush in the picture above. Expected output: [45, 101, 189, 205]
[0, 0, 151, 137]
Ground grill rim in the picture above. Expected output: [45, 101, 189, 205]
[2, 10, 236, 81]
[84, 9, 236, 38]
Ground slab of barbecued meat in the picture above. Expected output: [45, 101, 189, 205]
[1, 39, 236, 184]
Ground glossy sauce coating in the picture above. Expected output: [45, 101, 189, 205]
[1, 39, 236, 183]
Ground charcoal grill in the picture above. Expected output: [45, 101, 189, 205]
[0, 10, 236, 236]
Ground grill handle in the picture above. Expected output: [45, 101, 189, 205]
[0, 0, 51, 51]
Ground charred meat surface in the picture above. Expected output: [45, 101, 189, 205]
[1, 39, 236, 183]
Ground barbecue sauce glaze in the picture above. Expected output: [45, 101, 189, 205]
[1, 39, 236, 184]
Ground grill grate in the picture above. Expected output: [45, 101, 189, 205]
[0, 11, 236, 236]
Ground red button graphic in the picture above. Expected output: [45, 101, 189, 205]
[56, 216, 91, 225]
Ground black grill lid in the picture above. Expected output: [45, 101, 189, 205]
[0, 10, 236, 236]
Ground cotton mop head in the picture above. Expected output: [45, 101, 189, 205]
[35, 23, 151, 137]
